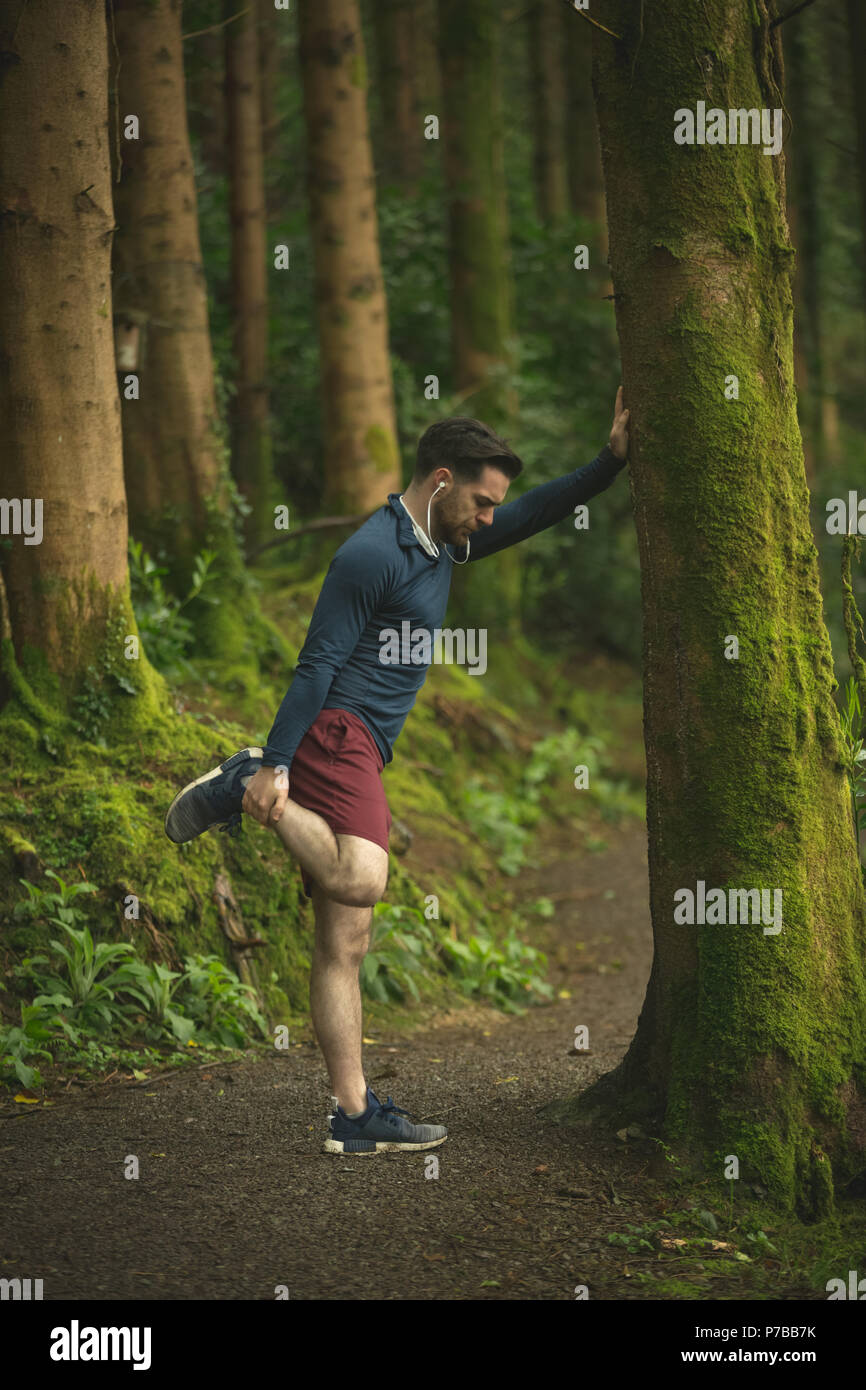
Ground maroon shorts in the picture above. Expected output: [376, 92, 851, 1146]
[287, 708, 391, 898]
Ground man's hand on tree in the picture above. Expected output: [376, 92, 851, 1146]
[242, 765, 289, 826]
[609, 385, 630, 460]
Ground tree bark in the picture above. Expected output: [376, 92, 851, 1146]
[225, 0, 273, 545]
[438, 0, 515, 421]
[298, 0, 400, 511]
[0, 0, 144, 704]
[372, 0, 421, 187]
[111, 0, 225, 574]
[560, 0, 866, 1216]
[528, 0, 569, 225]
[784, 17, 827, 475]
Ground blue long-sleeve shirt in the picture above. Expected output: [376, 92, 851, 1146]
[262, 444, 627, 770]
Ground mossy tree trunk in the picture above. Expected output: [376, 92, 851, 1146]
[528, 0, 569, 225]
[438, 0, 521, 610]
[784, 18, 831, 475]
[298, 0, 400, 511]
[111, 0, 268, 664]
[225, 0, 274, 547]
[0, 0, 162, 729]
[568, 0, 866, 1216]
[438, 0, 521, 635]
[372, 0, 421, 188]
[112, 1, 225, 570]
[438, 0, 514, 422]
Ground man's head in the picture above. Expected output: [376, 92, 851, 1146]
[412, 417, 523, 547]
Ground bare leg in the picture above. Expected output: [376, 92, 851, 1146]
[309, 881, 371, 1114]
[268, 799, 388, 908]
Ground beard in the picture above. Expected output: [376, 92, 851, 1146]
[433, 500, 471, 546]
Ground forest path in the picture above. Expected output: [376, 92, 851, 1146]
[1, 824, 818, 1300]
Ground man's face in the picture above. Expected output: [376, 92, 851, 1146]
[433, 465, 510, 546]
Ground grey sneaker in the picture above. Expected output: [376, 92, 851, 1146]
[164, 747, 263, 844]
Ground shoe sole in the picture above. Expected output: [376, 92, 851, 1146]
[164, 746, 263, 844]
[322, 1136, 447, 1155]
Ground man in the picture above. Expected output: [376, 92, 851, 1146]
[165, 390, 630, 1155]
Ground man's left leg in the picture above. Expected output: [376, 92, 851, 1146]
[308, 880, 372, 1116]
[308, 879, 449, 1155]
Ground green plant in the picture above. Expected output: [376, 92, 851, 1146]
[0, 999, 81, 1088]
[15, 923, 142, 1034]
[13, 869, 99, 928]
[123, 962, 195, 1045]
[440, 929, 553, 1012]
[175, 954, 268, 1046]
[128, 538, 220, 678]
[461, 778, 536, 875]
[839, 676, 866, 859]
[360, 904, 437, 1003]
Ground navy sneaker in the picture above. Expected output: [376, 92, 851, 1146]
[323, 1086, 448, 1155]
[164, 747, 264, 844]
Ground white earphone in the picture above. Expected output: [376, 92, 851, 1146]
[427, 478, 470, 563]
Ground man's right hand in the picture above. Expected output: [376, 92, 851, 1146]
[242, 765, 289, 827]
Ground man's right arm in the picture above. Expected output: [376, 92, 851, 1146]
[243, 546, 392, 824]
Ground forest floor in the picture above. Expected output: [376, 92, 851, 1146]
[1, 818, 850, 1301]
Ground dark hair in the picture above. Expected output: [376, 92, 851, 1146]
[413, 416, 523, 485]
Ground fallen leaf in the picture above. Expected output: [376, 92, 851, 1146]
[362, 1037, 378, 1045]
[422, 1253, 445, 1262]
[533, 1164, 549, 1174]
[557, 989, 572, 999]
[480, 1279, 500, 1287]
[494, 1076, 519, 1085]
[14, 1094, 39, 1104]
[149, 1152, 166, 1158]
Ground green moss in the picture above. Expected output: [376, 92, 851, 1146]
[364, 422, 399, 476]
[348, 49, 367, 90]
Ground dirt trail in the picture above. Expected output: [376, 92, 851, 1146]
[0, 824, 817, 1300]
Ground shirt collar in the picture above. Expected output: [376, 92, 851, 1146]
[387, 492, 440, 558]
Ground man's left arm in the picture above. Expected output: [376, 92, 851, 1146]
[463, 387, 630, 562]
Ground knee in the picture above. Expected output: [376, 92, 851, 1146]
[332, 867, 387, 909]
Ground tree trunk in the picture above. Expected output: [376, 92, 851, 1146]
[558, 0, 866, 1216]
[562, 3, 607, 257]
[257, 0, 281, 162]
[111, 0, 224, 573]
[413, 0, 440, 130]
[438, 0, 515, 421]
[528, 0, 569, 225]
[846, 0, 866, 314]
[784, 18, 826, 475]
[298, 0, 400, 511]
[225, 0, 273, 545]
[372, 0, 421, 187]
[185, 29, 226, 178]
[438, 0, 521, 635]
[0, 0, 156, 719]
